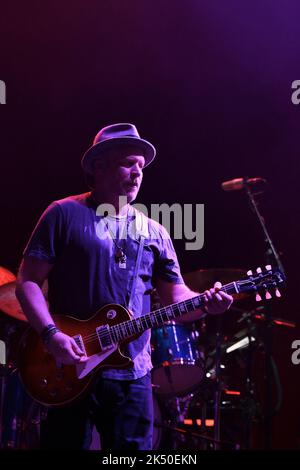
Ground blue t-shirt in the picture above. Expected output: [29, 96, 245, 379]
[23, 193, 184, 380]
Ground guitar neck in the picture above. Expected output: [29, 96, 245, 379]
[110, 282, 238, 342]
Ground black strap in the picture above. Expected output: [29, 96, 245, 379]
[128, 235, 145, 311]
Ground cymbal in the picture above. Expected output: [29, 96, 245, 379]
[0, 266, 16, 286]
[0, 281, 27, 322]
[183, 268, 247, 300]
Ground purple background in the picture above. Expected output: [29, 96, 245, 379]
[0, 0, 299, 448]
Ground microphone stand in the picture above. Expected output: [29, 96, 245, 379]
[213, 315, 222, 450]
[242, 177, 285, 449]
[243, 178, 285, 275]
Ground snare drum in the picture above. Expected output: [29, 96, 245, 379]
[151, 322, 204, 396]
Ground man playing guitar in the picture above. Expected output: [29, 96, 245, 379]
[15, 123, 233, 450]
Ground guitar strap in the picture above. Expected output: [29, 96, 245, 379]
[127, 209, 149, 311]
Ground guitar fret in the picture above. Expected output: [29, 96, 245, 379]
[120, 324, 126, 340]
[191, 296, 201, 309]
[132, 321, 138, 334]
[179, 302, 186, 314]
[165, 307, 172, 321]
[128, 321, 134, 336]
[116, 326, 123, 341]
[118, 325, 124, 340]
[118, 325, 124, 341]
[135, 318, 142, 332]
[157, 309, 164, 323]
[110, 326, 118, 344]
[126, 323, 132, 337]
[120, 323, 126, 337]
[160, 311, 167, 322]
[113, 324, 121, 341]
[141, 316, 148, 330]
[172, 304, 181, 319]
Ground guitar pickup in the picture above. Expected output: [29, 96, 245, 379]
[73, 334, 86, 355]
[96, 325, 114, 350]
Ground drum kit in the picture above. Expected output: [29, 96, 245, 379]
[0, 265, 289, 450]
[0, 267, 33, 449]
[149, 267, 255, 450]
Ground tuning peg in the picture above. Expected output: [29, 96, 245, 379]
[265, 291, 272, 300]
[275, 289, 281, 298]
[247, 270, 253, 276]
[256, 267, 262, 274]
[256, 293, 262, 302]
[265, 265, 272, 271]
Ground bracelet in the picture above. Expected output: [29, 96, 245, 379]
[41, 324, 61, 344]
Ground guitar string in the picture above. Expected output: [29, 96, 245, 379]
[78, 284, 238, 344]
[79, 284, 236, 344]
[79, 272, 273, 344]
[79, 296, 207, 344]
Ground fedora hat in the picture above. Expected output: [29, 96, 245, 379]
[81, 123, 156, 174]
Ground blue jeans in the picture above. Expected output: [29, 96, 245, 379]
[40, 372, 153, 450]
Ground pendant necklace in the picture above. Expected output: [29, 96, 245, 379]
[105, 215, 128, 269]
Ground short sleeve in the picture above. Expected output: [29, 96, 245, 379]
[23, 202, 64, 264]
[153, 224, 184, 285]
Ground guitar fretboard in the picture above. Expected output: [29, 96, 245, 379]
[110, 282, 239, 343]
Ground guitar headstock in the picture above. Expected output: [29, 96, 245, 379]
[236, 265, 285, 301]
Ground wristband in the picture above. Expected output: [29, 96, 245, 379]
[41, 324, 61, 344]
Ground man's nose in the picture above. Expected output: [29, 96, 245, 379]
[131, 165, 142, 178]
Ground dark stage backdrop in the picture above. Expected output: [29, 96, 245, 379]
[0, 0, 299, 449]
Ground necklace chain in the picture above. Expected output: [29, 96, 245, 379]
[105, 217, 127, 263]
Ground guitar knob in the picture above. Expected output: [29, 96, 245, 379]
[255, 293, 262, 302]
[265, 291, 272, 300]
[265, 265, 272, 271]
[40, 378, 48, 388]
[247, 270, 253, 276]
[256, 267, 262, 274]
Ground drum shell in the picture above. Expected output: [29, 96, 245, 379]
[151, 322, 205, 396]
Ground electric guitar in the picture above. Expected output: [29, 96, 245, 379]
[17, 265, 285, 407]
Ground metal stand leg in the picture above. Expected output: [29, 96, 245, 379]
[0, 374, 6, 448]
[213, 316, 222, 450]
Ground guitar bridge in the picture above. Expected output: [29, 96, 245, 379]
[96, 325, 114, 350]
[73, 334, 86, 355]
